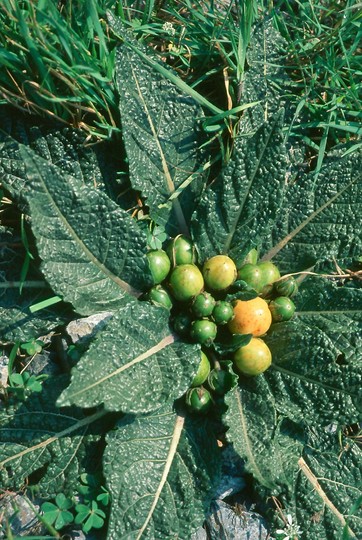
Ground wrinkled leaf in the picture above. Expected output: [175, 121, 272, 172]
[115, 36, 205, 236]
[262, 149, 362, 273]
[225, 383, 304, 492]
[0, 376, 107, 498]
[58, 301, 201, 413]
[239, 20, 290, 134]
[0, 107, 124, 201]
[275, 430, 362, 540]
[104, 404, 221, 539]
[0, 137, 152, 315]
[263, 279, 362, 425]
[192, 111, 287, 262]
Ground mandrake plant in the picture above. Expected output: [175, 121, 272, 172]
[0, 14, 361, 540]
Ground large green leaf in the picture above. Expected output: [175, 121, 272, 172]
[261, 149, 362, 273]
[295, 278, 362, 362]
[263, 279, 361, 425]
[0, 376, 107, 498]
[0, 137, 151, 315]
[104, 404, 221, 539]
[275, 430, 362, 540]
[0, 107, 123, 201]
[191, 111, 287, 262]
[58, 301, 201, 413]
[224, 277, 361, 495]
[239, 20, 290, 134]
[225, 383, 303, 492]
[0, 227, 69, 343]
[115, 35, 205, 236]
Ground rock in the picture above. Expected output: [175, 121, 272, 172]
[215, 444, 246, 499]
[26, 351, 61, 377]
[66, 312, 113, 345]
[191, 526, 208, 540]
[0, 354, 9, 388]
[0, 493, 46, 537]
[205, 500, 270, 540]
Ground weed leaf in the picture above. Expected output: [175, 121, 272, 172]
[192, 111, 287, 261]
[115, 37, 205, 236]
[58, 301, 201, 413]
[104, 404, 220, 539]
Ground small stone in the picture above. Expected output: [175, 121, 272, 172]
[205, 500, 270, 540]
[66, 312, 113, 344]
[0, 493, 46, 537]
[191, 526, 208, 540]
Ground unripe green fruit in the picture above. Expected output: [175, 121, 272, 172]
[202, 255, 237, 291]
[191, 351, 211, 387]
[273, 276, 298, 297]
[237, 263, 264, 293]
[173, 312, 193, 337]
[185, 387, 212, 414]
[169, 264, 204, 302]
[166, 235, 197, 266]
[235, 248, 258, 268]
[257, 261, 281, 289]
[147, 250, 171, 284]
[212, 301, 234, 325]
[147, 285, 173, 310]
[234, 338, 272, 376]
[190, 319, 217, 346]
[269, 296, 296, 322]
[192, 292, 216, 318]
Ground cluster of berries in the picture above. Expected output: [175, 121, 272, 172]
[144, 235, 298, 413]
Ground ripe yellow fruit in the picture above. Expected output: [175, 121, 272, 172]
[234, 338, 272, 376]
[228, 297, 272, 336]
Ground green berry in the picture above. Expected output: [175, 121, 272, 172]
[166, 235, 197, 266]
[273, 276, 298, 297]
[191, 351, 211, 387]
[147, 285, 173, 309]
[236, 263, 264, 293]
[185, 387, 212, 414]
[169, 264, 204, 302]
[190, 319, 217, 346]
[202, 255, 237, 291]
[146, 250, 171, 284]
[269, 296, 296, 322]
[192, 292, 216, 318]
[212, 301, 234, 325]
[257, 261, 281, 289]
[172, 312, 193, 337]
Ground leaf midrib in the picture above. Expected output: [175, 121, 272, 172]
[21, 146, 141, 298]
[234, 390, 273, 488]
[262, 170, 362, 261]
[223, 114, 281, 254]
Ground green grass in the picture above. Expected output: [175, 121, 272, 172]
[0, 0, 360, 155]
